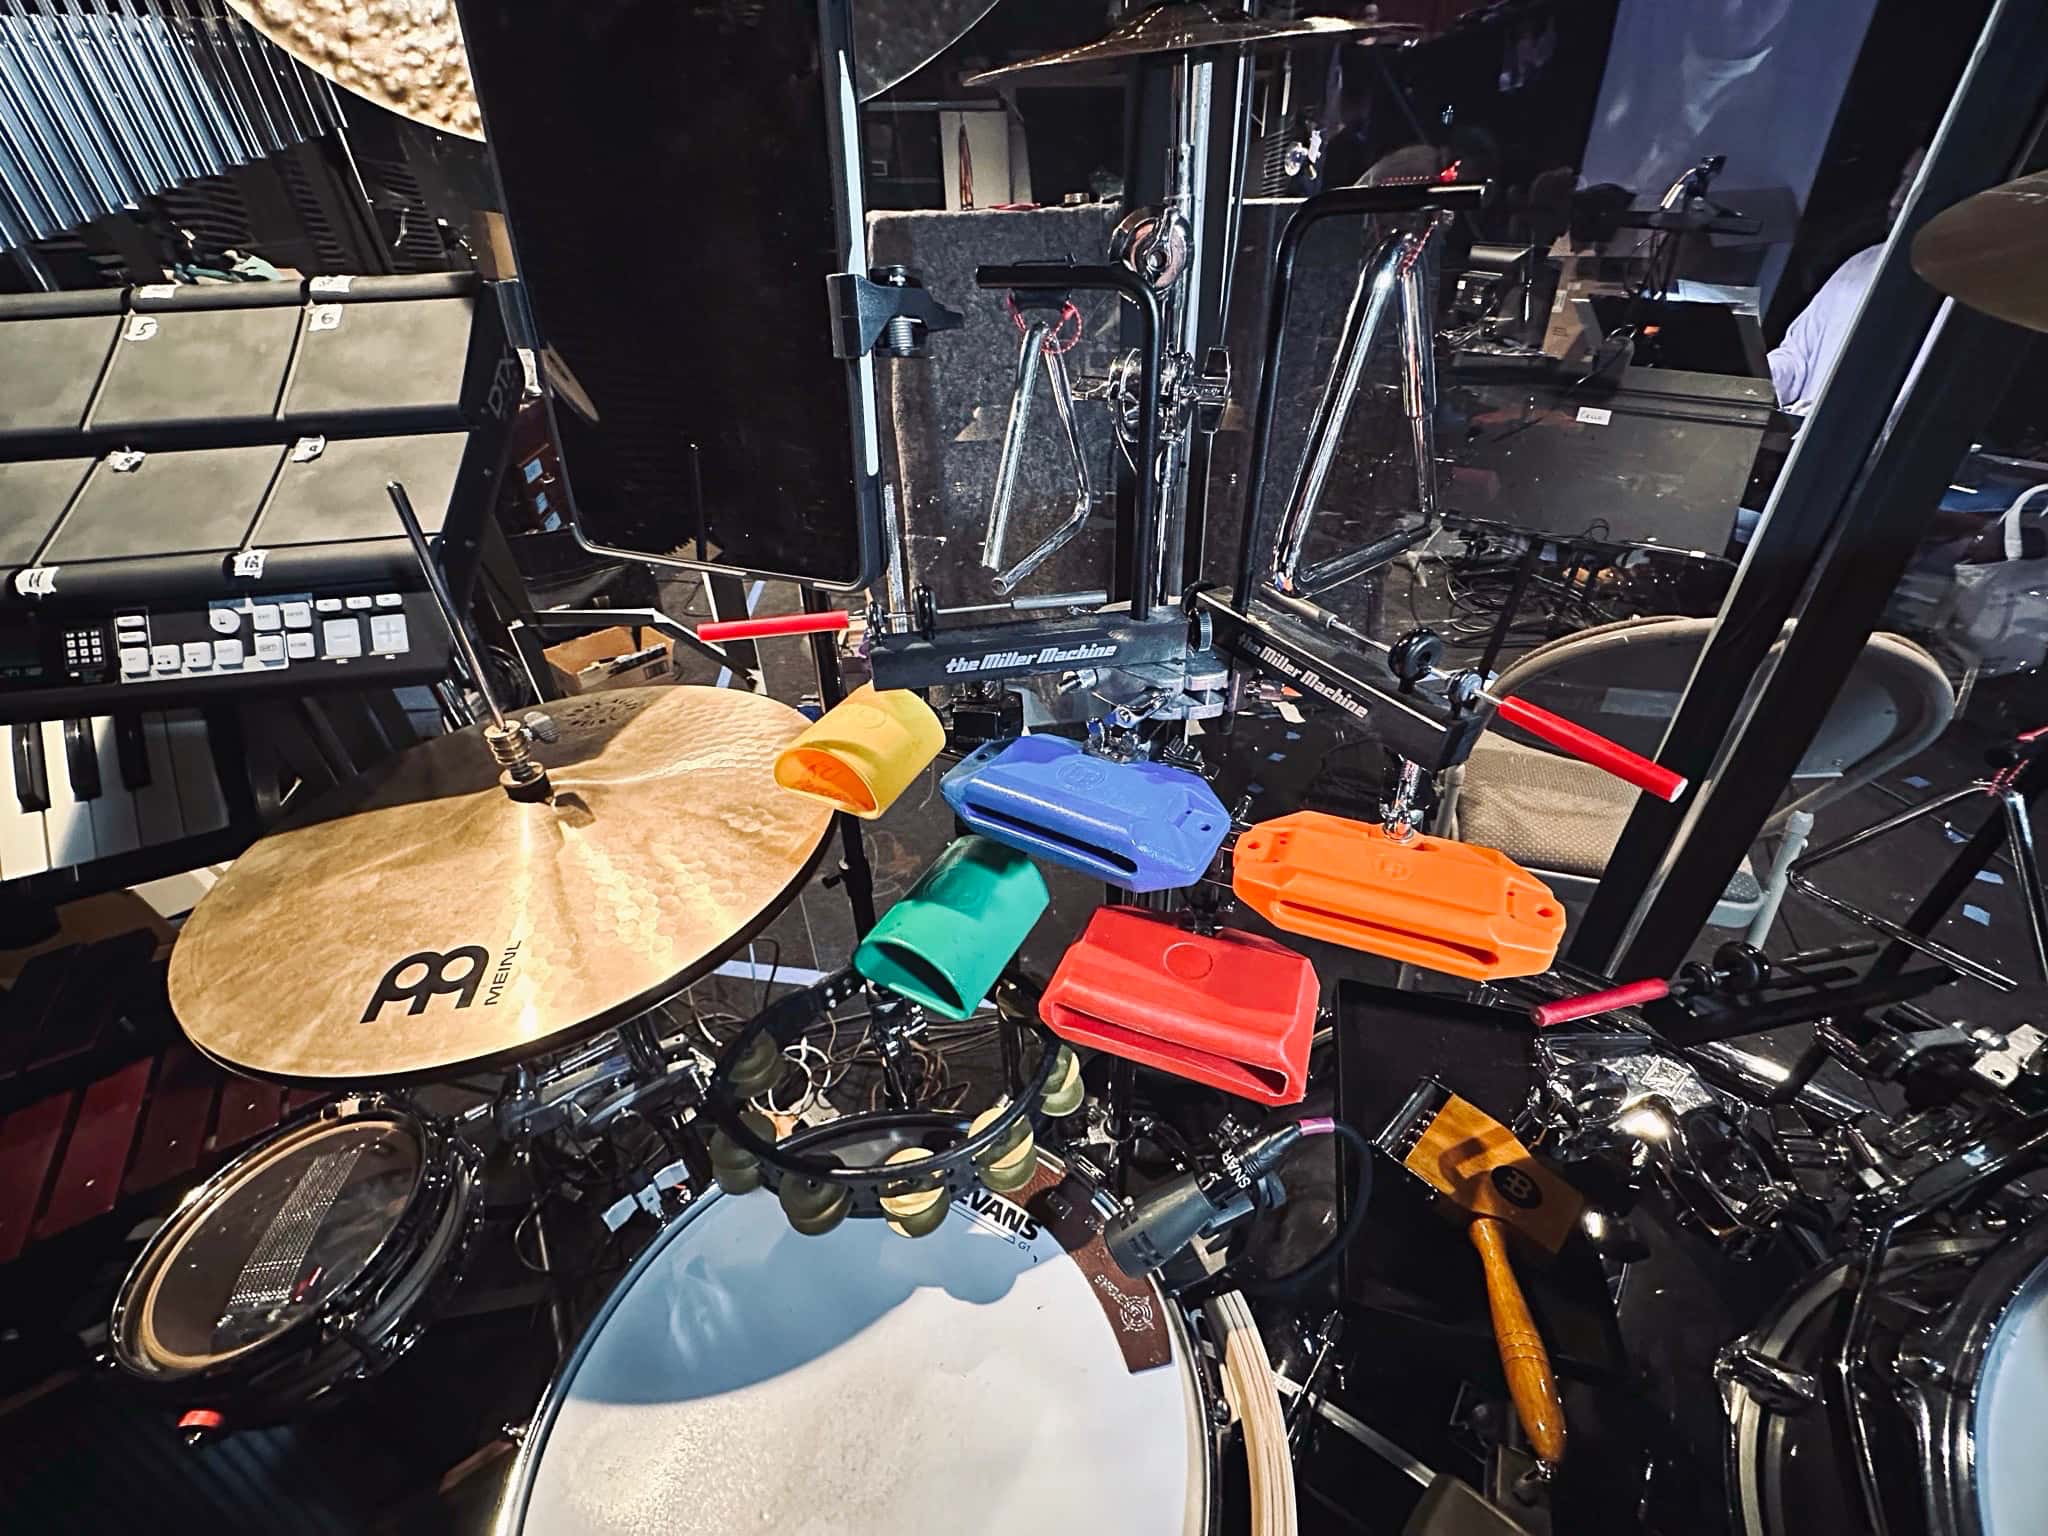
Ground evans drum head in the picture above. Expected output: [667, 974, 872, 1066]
[499, 1152, 1213, 1535]
[110, 1098, 478, 1420]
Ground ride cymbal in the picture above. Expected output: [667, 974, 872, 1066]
[854, 0, 1003, 100]
[226, 0, 483, 140]
[963, 2, 1421, 85]
[1912, 172, 2048, 335]
[169, 686, 833, 1085]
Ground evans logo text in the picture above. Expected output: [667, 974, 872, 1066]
[960, 1186, 1041, 1243]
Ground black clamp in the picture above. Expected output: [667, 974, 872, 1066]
[827, 265, 963, 359]
[1386, 628, 1443, 693]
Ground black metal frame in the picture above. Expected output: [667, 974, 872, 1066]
[1230, 181, 1487, 613]
[1574, 0, 2048, 979]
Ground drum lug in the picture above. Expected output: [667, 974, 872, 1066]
[1714, 1342, 1822, 1414]
[1893, 1350, 1950, 1388]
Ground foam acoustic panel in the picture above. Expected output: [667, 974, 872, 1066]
[870, 203, 1122, 612]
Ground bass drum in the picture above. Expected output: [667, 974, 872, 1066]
[497, 1141, 1215, 1536]
[109, 1096, 479, 1423]
[1728, 1225, 2048, 1536]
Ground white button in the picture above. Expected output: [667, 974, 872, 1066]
[213, 638, 244, 667]
[374, 593, 403, 608]
[119, 647, 150, 677]
[207, 607, 240, 634]
[251, 604, 281, 631]
[116, 614, 147, 633]
[344, 595, 374, 611]
[322, 618, 362, 657]
[315, 597, 344, 613]
[152, 645, 181, 673]
[286, 632, 316, 660]
[369, 614, 410, 653]
[281, 602, 313, 629]
[181, 642, 213, 669]
[254, 633, 285, 663]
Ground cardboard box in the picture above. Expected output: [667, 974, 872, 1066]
[544, 625, 675, 694]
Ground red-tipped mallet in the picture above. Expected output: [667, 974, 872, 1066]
[1527, 978, 1673, 1028]
[697, 610, 851, 643]
[1486, 694, 1688, 804]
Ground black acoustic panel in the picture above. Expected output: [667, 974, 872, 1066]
[45, 446, 284, 562]
[88, 307, 299, 434]
[0, 313, 120, 442]
[252, 434, 466, 545]
[0, 460, 93, 567]
[457, 0, 879, 588]
[281, 296, 476, 425]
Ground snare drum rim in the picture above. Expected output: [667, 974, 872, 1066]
[1898, 1220, 2048, 1536]
[1725, 1236, 1996, 1536]
[492, 1136, 1218, 1536]
[108, 1095, 475, 1393]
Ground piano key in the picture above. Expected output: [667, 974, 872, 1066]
[162, 708, 228, 835]
[11, 722, 48, 813]
[37, 719, 96, 866]
[34, 1057, 151, 1239]
[130, 712, 186, 847]
[0, 1092, 73, 1263]
[85, 716, 141, 859]
[0, 723, 51, 880]
[113, 710, 149, 789]
[62, 717, 100, 800]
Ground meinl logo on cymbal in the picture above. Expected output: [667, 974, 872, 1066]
[360, 940, 522, 1021]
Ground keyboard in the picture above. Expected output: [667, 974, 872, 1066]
[0, 709, 228, 883]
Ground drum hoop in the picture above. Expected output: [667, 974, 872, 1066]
[1726, 1235, 2000, 1536]
[109, 1096, 466, 1383]
[493, 1143, 1218, 1536]
[1899, 1220, 2048, 1536]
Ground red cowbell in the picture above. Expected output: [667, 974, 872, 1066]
[1039, 906, 1319, 1106]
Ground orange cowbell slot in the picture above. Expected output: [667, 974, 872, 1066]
[1231, 811, 1566, 981]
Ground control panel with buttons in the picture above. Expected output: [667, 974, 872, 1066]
[0, 588, 450, 721]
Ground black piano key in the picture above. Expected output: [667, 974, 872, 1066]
[12, 723, 48, 814]
[61, 719, 100, 801]
[113, 712, 150, 791]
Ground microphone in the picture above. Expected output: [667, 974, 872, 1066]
[1104, 1124, 1306, 1276]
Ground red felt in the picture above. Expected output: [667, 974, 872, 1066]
[0, 1093, 73, 1261]
[124, 1048, 221, 1196]
[36, 1059, 151, 1236]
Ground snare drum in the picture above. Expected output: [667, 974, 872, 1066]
[109, 1096, 479, 1422]
[497, 1144, 1214, 1535]
[1729, 1224, 2048, 1536]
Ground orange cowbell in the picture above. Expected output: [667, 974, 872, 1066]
[1231, 810, 1565, 981]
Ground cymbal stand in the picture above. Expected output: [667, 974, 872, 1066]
[387, 479, 552, 802]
